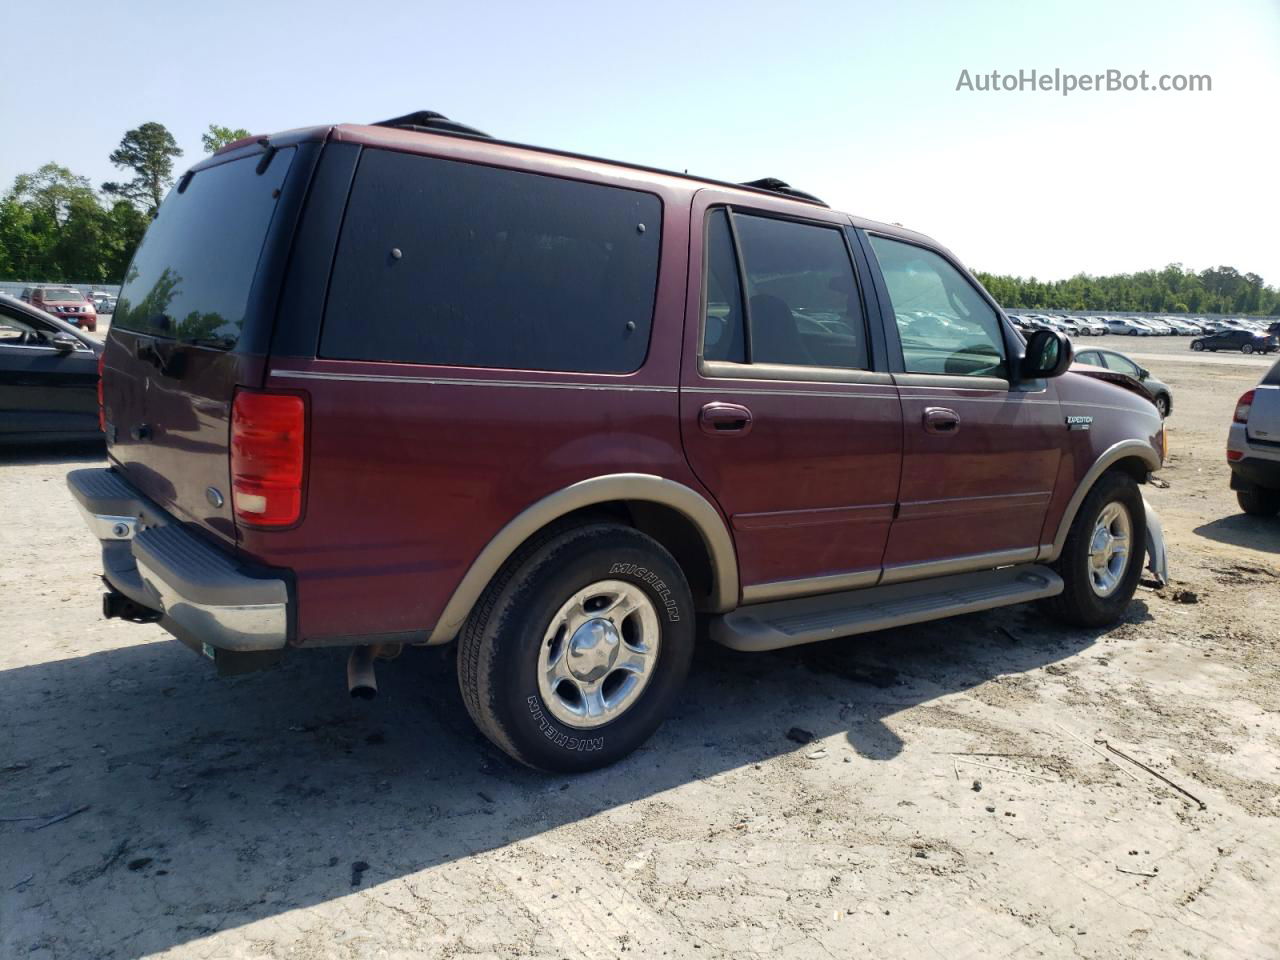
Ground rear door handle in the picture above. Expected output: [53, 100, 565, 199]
[699, 402, 753, 436]
[922, 406, 960, 435]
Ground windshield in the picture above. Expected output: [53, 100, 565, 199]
[113, 148, 294, 347]
[42, 287, 84, 302]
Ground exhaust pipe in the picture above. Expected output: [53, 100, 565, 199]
[347, 645, 378, 700]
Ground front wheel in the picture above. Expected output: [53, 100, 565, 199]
[1237, 487, 1280, 517]
[1154, 394, 1170, 417]
[1191, 341, 1204, 351]
[1041, 470, 1146, 628]
[458, 523, 695, 772]
[1242, 343, 1255, 355]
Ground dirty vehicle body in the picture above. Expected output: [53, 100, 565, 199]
[69, 115, 1169, 771]
[1228, 358, 1280, 516]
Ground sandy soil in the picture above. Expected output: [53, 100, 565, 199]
[2, 336, 1278, 959]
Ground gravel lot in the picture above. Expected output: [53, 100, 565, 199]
[2, 335, 1278, 959]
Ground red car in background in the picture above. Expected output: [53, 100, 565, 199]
[20, 285, 98, 331]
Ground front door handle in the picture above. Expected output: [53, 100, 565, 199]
[699, 402, 753, 436]
[922, 406, 960, 435]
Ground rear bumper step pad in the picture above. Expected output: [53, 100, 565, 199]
[67, 467, 290, 652]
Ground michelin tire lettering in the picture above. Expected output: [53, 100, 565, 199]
[608, 562, 681, 621]
[527, 696, 604, 751]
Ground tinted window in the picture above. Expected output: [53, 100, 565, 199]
[733, 214, 867, 369]
[115, 150, 293, 347]
[702, 209, 745, 363]
[321, 149, 661, 373]
[869, 235, 1007, 378]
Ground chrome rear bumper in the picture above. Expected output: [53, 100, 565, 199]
[67, 468, 289, 652]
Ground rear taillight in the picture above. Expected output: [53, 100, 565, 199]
[96, 351, 105, 431]
[1234, 389, 1255, 424]
[231, 391, 306, 527]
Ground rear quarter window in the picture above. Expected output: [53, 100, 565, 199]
[320, 149, 661, 373]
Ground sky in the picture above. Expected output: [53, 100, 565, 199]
[5, 0, 1278, 283]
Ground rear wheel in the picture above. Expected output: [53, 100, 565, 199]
[1042, 470, 1146, 628]
[458, 523, 695, 772]
[1237, 487, 1280, 517]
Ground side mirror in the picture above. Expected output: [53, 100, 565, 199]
[1020, 329, 1072, 380]
[51, 333, 79, 353]
[1137, 367, 1150, 380]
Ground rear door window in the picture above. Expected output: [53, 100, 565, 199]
[113, 149, 295, 348]
[701, 208, 869, 370]
[321, 149, 662, 373]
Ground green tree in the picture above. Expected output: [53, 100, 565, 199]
[201, 124, 252, 153]
[103, 122, 183, 213]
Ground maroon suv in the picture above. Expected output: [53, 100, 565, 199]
[69, 112, 1168, 772]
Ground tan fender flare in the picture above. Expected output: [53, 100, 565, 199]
[1042, 440, 1161, 562]
[427, 474, 739, 643]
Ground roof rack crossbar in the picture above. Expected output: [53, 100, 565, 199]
[739, 177, 827, 207]
[373, 111, 491, 139]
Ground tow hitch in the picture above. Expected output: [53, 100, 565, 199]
[102, 588, 162, 624]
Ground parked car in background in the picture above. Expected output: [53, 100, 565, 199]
[1042, 316, 1081, 336]
[20, 285, 99, 332]
[1159, 317, 1199, 335]
[1228, 358, 1280, 516]
[67, 112, 1169, 772]
[1107, 317, 1153, 336]
[1137, 317, 1174, 335]
[1076, 316, 1108, 336]
[1191, 329, 1278, 354]
[1075, 347, 1173, 417]
[0, 293, 103, 441]
[92, 294, 118, 315]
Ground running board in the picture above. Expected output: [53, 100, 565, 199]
[711, 565, 1063, 652]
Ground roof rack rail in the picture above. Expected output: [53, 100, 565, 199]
[739, 177, 827, 207]
[373, 110, 491, 139]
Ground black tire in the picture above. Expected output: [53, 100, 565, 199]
[1242, 343, 1254, 355]
[1041, 470, 1146, 628]
[1237, 487, 1280, 517]
[1154, 393, 1170, 418]
[458, 523, 695, 772]
[1191, 341, 1204, 352]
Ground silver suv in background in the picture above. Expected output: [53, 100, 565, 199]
[1228, 357, 1280, 516]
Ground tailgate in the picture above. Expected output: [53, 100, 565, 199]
[103, 148, 297, 547]
[1247, 383, 1280, 444]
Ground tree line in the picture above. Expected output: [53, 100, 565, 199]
[0, 123, 248, 284]
[975, 264, 1280, 317]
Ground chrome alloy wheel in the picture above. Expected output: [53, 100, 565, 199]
[537, 580, 661, 729]
[1088, 502, 1132, 597]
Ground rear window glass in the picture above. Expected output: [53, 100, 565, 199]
[320, 149, 661, 373]
[114, 149, 294, 347]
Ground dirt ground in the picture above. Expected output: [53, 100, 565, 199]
[2, 335, 1278, 960]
